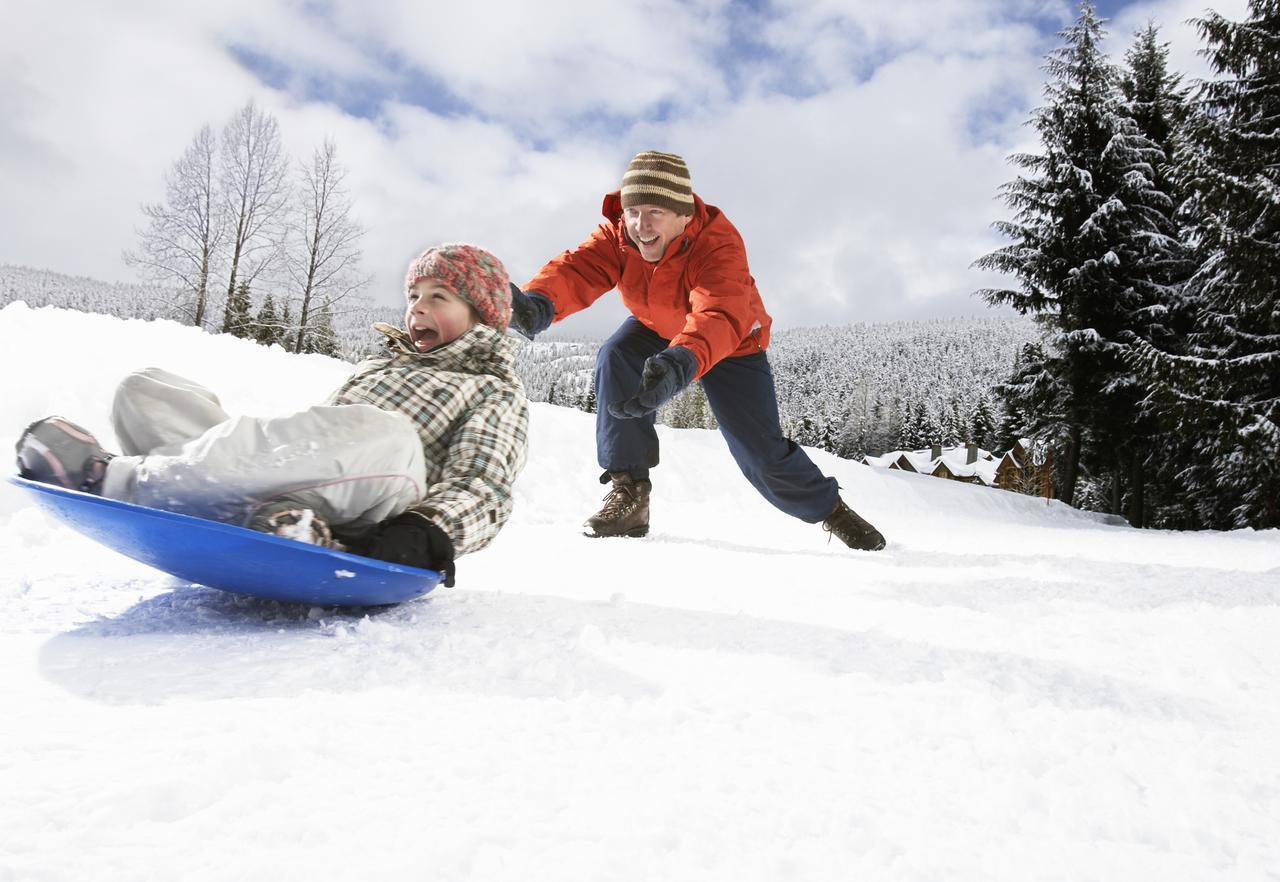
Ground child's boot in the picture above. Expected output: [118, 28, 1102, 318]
[15, 416, 114, 494]
[247, 499, 342, 549]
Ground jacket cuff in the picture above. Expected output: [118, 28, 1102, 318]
[663, 345, 699, 385]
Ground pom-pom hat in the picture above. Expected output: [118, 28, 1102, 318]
[404, 243, 512, 333]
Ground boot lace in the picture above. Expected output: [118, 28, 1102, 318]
[823, 503, 870, 546]
[598, 483, 641, 521]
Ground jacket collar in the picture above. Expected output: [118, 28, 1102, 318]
[602, 191, 710, 263]
[371, 322, 518, 378]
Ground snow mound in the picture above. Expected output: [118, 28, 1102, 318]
[2, 303, 1279, 882]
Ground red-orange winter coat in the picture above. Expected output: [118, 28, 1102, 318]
[523, 191, 772, 378]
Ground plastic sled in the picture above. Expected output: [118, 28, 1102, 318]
[8, 476, 444, 606]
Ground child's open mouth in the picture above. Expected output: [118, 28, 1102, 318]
[410, 327, 438, 350]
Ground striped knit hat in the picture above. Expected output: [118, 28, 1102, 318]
[620, 151, 694, 216]
[404, 243, 512, 333]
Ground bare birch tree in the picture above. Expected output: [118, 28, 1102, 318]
[220, 101, 290, 328]
[124, 124, 224, 327]
[285, 138, 369, 353]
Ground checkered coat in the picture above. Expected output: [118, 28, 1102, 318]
[325, 322, 529, 555]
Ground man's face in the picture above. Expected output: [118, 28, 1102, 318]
[624, 204, 691, 263]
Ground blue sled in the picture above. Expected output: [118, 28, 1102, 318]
[8, 476, 444, 606]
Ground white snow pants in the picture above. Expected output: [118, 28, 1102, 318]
[100, 367, 426, 532]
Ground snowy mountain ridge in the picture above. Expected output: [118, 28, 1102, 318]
[1, 302, 1278, 881]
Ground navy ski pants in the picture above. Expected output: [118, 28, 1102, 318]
[594, 317, 839, 523]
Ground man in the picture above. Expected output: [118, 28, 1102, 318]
[510, 150, 885, 551]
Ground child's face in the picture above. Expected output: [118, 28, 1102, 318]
[405, 279, 479, 351]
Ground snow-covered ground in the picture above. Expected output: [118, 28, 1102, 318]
[2, 302, 1278, 881]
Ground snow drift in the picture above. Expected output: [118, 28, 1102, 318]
[1, 303, 1278, 881]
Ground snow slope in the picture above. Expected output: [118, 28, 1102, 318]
[2, 302, 1278, 881]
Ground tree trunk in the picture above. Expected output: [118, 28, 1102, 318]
[1059, 424, 1081, 506]
[195, 258, 210, 328]
[1128, 449, 1146, 528]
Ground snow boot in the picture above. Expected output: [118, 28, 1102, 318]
[823, 497, 886, 551]
[15, 416, 114, 494]
[584, 470, 651, 538]
[247, 499, 343, 550]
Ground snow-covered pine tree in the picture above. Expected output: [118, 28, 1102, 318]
[252, 293, 283, 347]
[221, 281, 253, 339]
[969, 396, 998, 451]
[1118, 22, 1195, 526]
[976, 1, 1172, 510]
[1131, 1, 1280, 529]
[300, 305, 340, 357]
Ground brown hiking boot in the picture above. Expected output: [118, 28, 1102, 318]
[823, 497, 886, 551]
[584, 471, 651, 538]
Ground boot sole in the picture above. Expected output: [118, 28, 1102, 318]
[582, 526, 649, 539]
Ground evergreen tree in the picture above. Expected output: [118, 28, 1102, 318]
[969, 396, 998, 450]
[918, 407, 943, 450]
[252, 293, 283, 346]
[898, 399, 924, 450]
[1132, 0, 1280, 528]
[975, 2, 1171, 508]
[221, 280, 253, 339]
[1118, 22, 1196, 526]
[301, 305, 340, 357]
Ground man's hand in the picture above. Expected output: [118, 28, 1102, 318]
[508, 284, 555, 340]
[607, 346, 698, 419]
[364, 513, 457, 587]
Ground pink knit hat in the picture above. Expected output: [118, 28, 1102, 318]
[404, 243, 512, 333]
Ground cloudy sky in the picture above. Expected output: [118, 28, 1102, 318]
[0, 0, 1248, 338]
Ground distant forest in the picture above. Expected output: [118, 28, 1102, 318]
[1, 263, 1034, 465]
[0, 264, 401, 364]
[516, 319, 1035, 461]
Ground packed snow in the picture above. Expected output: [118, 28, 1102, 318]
[1, 302, 1278, 881]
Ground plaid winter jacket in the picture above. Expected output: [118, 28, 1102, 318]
[324, 323, 529, 555]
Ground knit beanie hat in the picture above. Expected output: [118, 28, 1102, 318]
[404, 243, 512, 333]
[620, 151, 694, 216]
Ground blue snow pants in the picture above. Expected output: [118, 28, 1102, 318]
[595, 317, 839, 523]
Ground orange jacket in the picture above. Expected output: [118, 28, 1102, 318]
[524, 191, 772, 378]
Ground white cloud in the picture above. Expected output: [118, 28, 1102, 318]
[1104, 0, 1250, 81]
[1, 0, 1247, 340]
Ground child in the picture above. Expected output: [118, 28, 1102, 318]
[15, 243, 530, 586]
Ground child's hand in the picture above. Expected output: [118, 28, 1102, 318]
[365, 513, 456, 586]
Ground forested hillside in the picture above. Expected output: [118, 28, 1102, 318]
[4, 263, 1034, 461]
[0, 264, 400, 364]
[514, 318, 1038, 459]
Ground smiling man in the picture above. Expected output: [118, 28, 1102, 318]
[511, 150, 886, 551]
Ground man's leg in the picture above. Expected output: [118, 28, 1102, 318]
[586, 318, 668, 537]
[700, 352, 839, 522]
[594, 317, 668, 477]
